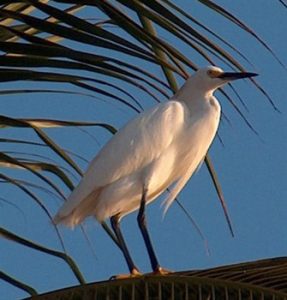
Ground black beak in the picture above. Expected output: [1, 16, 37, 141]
[218, 72, 258, 80]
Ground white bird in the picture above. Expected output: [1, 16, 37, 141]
[54, 66, 257, 275]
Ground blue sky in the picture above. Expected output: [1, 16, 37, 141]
[1, 1, 287, 299]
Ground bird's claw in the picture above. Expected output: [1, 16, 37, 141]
[154, 266, 172, 275]
[110, 268, 142, 280]
[145, 266, 173, 276]
[110, 267, 172, 280]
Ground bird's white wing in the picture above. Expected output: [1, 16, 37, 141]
[59, 101, 188, 214]
[162, 157, 204, 215]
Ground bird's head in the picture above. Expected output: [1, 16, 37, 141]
[188, 66, 258, 94]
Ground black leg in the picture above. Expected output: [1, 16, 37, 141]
[137, 187, 160, 272]
[110, 214, 140, 275]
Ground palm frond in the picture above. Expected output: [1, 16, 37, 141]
[0, 227, 86, 285]
[0, 1, 284, 297]
[25, 257, 287, 299]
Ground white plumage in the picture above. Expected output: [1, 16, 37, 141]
[54, 66, 257, 274]
[54, 66, 256, 227]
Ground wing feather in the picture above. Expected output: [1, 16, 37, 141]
[55, 101, 187, 219]
[162, 158, 204, 216]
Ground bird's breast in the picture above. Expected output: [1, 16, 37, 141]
[172, 100, 220, 176]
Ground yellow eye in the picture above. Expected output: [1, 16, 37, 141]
[207, 69, 221, 78]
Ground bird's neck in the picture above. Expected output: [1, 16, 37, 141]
[172, 86, 217, 112]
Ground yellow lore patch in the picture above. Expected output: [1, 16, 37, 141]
[207, 69, 222, 78]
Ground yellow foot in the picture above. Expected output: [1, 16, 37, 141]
[154, 266, 173, 275]
[146, 267, 173, 276]
[110, 268, 142, 280]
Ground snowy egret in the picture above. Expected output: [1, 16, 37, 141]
[54, 66, 257, 275]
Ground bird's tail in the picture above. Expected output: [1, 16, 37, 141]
[54, 188, 101, 228]
[53, 212, 78, 228]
